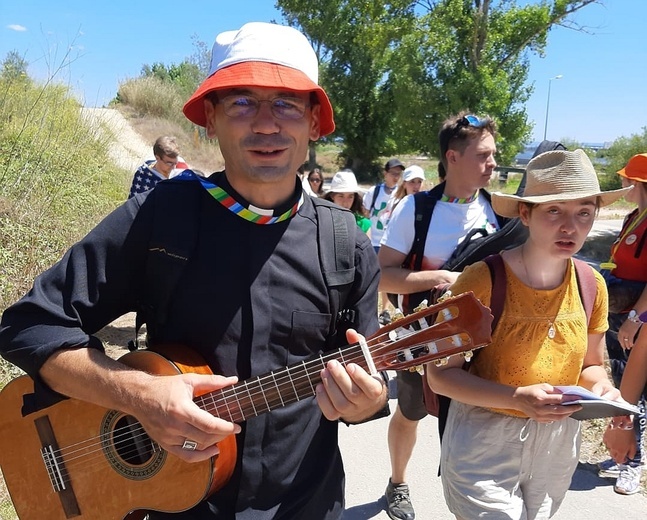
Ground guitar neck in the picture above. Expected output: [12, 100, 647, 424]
[195, 344, 366, 422]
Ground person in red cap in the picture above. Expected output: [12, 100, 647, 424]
[601, 152, 647, 495]
[0, 22, 386, 519]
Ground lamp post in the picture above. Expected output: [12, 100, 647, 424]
[543, 74, 563, 141]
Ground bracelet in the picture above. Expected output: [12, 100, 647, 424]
[627, 310, 642, 324]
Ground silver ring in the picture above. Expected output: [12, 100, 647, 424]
[182, 439, 198, 451]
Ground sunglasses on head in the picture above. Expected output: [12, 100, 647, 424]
[457, 114, 488, 129]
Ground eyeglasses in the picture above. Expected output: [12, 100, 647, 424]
[218, 94, 310, 120]
[310, 178, 322, 183]
[159, 157, 178, 168]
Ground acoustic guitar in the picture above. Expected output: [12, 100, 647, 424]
[0, 292, 492, 519]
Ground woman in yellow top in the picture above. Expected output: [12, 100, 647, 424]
[426, 149, 631, 520]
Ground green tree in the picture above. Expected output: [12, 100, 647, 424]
[140, 60, 202, 100]
[1, 50, 30, 83]
[278, 0, 600, 175]
[598, 128, 647, 190]
[279, 0, 416, 178]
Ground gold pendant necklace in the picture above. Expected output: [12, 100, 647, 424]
[521, 246, 558, 340]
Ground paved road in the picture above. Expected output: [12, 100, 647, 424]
[340, 397, 647, 520]
[339, 218, 647, 519]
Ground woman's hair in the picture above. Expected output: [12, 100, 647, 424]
[324, 191, 365, 215]
[392, 182, 408, 203]
[391, 177, 426, 211]
[307, 168, 324, 195]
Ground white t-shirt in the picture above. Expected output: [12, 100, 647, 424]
[381, 191, 499, 270]
[363, 184, 395, 247]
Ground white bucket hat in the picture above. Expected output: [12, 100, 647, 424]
[183, 22, 334, 135]
[328, 170, 365, 194]
[492, 149, 632, 218]
[403, 165, 425, 182]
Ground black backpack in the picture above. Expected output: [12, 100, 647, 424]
[392, 140, 569, 314]
[130, 175, 357, 349]
[392, 181, 528, 314]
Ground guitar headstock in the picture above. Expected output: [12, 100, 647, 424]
[367, 292, 492, 371]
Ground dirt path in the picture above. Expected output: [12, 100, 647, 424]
[80, 107, 152, 172]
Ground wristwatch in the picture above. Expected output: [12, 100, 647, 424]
[627, 309, 643, 324]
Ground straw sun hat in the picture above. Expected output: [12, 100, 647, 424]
[492, 149, 632, 218]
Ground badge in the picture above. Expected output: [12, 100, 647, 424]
[626, 234, 637, 245]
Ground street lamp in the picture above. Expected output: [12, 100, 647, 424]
[543, 74, 563, 141]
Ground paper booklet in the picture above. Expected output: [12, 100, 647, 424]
[555, 385, 640, 421]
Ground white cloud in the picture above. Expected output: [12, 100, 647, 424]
[7, 24, 27, 32]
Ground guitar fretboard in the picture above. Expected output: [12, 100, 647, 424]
[195, 344, 366, 422]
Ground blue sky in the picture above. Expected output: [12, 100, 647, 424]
[1, 0, 645, 145]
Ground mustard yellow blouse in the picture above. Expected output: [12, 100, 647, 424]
[450, 259, 609, 417]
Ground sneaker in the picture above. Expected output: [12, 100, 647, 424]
[598, 458, 622, 478]
[614, 465, 643, 495]
[379, 310, 392, 326]
[385, 479, 415, 520]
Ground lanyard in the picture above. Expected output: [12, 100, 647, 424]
[600, 206, 647, 270]
[177, 170, 303, 225]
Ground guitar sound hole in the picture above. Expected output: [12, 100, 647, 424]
[113, 415, 155, 465]
[101, 410, 166, 480]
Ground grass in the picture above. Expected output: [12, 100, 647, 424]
[0, 72, 134, 519]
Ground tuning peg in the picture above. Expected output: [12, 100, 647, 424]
[434, 357, 448, 367]
[391, 309, 405, 322]
[462, 350, 474, 361]
[437, 290, 453, 303]
[413, 300, 429, 313]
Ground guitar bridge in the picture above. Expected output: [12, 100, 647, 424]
[35, 416, 81, 517]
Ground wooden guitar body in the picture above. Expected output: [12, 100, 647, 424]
[0, 292, 492, 519]
[0, 347, 237, 519]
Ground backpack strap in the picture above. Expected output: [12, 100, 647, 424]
[482, 255, 596, 330]
[369, 183, 382, 213]
[405, 182, 445, 271]
[129, 178, 203, 350]
[573, 258, 597, 324]
[312, 198, 357, 342]
[482, 254, 506, 332]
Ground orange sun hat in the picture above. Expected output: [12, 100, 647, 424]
[183, 22, 335, 136]
[617, 153, 647, 182]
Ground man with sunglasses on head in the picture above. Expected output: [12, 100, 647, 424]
[377, 111, 500, 520]
[128, 135, 188, 198]
[0, 22, 387, 519]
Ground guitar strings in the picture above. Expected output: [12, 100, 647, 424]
[42, 311, 469, 488]
[46, 321, 463, 477]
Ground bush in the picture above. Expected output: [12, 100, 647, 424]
[116, 76, 189, 129]
[0, 73, 127, 388]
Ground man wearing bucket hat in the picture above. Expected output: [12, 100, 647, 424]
[0, 22, 386, 519]
[600, 152, 647, 494]
[426, 149, 632, 518]
[324, 170, 371, 232]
